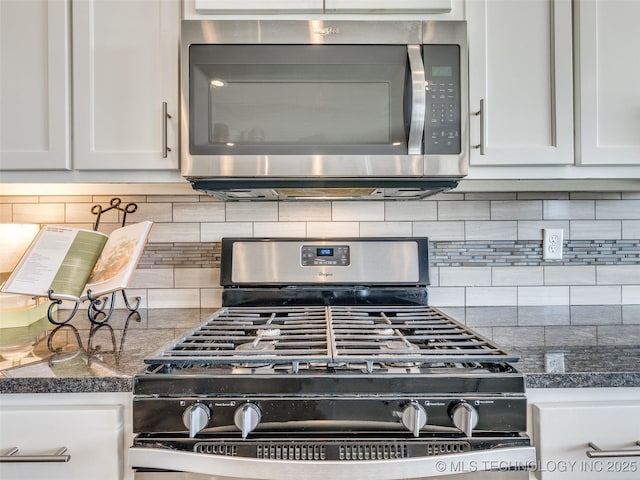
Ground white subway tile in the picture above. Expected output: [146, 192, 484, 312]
[597, 265, 640, 285]
[412, 221, 465, 240]
[492, 267, 543, 286]
[130, 202, 173, 222]
[13, 203, 65, 224]
[491, 201, 542, 220]
[465, 221, 517, 240]
[385, 201, 437, 221]
[596, 200, 640, 219]
[518, 286, 569, 306]
[544, 265, 596, 285]
[570, 286, 621, 305]
[426, 287, 465, 307]
[65, 203, 103, 224]
[0, 204, 11, 222]
[465, 307, 517, 326]
[149, 222, 200, 242]
[544, 325, 597, 346]
[517, 220, 569, 240]
[597, 325, 640, 345]
[570, 192, 620, 200]
[147, 288, 201, 308]
[332, 202, 384, 221]
[226, 202, 278, 222]
[360, 222, 412, 237]
[254, 222, 306, 237]
[112, 288, 147, 310]
[518, 192, 569, 200]
[201, 288, 223, 308]
[492, 326, 544, 347]
[622, 220, 640, 239]
[517, 306, 570, 326]
[173, 203, 225, 222]
[438, 201, 490, 220]
[131, 268, 173, 289]
[466, 287, 517, 306]
[622, 286, 640, 305]
[465, 193, 517, 200]
[440, 267, 491, 286]
[307, 222, 359, 237]
[278, 202, 331, 221]
[175, 268, 220, 288]
[543, 200, 594, 220]
[570, 220, 621, 240]
[147, 195, 199, 203]
[201, 222, 252, 241]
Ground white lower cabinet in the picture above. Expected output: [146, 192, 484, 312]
[0, 393, 132, 480]
[529, 389, 640, 480]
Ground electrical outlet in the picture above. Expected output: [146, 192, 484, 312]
[543, 228, 563, 260]
[544, 352, 565, 373]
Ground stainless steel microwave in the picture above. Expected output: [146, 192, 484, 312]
[180, 20, 468, 200]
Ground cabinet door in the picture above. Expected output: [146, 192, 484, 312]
[72, 0, 179, 170]
[0, 405, 124, 480]
[324, 0, 452, 13]
[532, 401, 640, 480]
[467, 0, 573, 166]
[575, 0, 640, 165]
[194, 0, 323, 13]
[0, 0, 70, 171]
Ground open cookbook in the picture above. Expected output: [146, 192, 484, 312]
[1, 221, 153, 303]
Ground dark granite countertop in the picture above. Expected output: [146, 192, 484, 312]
[1, 308, 639, 394]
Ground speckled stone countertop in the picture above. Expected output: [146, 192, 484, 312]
[1, 308, 639, 394]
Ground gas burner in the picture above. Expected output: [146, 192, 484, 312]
[235, 342, 276, 354]
[380, 340, 420, 353]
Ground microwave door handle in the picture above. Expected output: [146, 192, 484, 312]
[407, 45, 426, 155]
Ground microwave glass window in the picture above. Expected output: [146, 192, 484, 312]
[189, 45, 409, 155]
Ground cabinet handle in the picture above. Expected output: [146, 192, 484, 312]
[162, 101, 172, 158]
[0, 446, 70, 463]
[586, 441, 640, 458]
[472, 98, 485, 155]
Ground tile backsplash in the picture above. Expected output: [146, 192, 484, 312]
[1, 190, 639, 348]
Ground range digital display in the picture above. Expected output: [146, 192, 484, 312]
[317, 248, 334, 257]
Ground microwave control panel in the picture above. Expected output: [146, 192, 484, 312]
[423, 45, 461, 155]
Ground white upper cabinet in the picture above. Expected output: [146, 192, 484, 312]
[0, 0, 70, 171]
[72, 0, 179, 170]
[192, 0, 453, 15]
[575, 0, 640, 165]
[466, 0, 574, 166]
[324, 0, 452, 13]
[194, 0, 323, 13]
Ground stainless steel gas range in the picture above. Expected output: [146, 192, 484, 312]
[129, 238, 535, 480]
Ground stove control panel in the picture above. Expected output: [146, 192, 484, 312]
[301, 245, 350, 267]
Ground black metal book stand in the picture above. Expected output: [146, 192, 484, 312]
[46, 197, 142, 326]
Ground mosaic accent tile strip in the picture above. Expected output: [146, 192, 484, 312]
[139, 243, 222, 268]
[431, 240, 640, 267]
[137, 240, 640, 269]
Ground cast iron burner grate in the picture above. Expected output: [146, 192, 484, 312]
[144, 305, 518, 372]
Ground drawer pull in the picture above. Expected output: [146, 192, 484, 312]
[0, 446, 70, 463]
[586, 441, 640, 458]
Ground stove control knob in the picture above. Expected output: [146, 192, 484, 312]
[182, 403, 211, 438]
[234, 403, 262, 439]
[449, 402, 478, 437]
[401, 401, 427, 437]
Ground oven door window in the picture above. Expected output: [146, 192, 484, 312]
[189, 45, 411, 155]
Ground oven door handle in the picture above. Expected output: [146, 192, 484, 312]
[129, 445, 536, 479]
